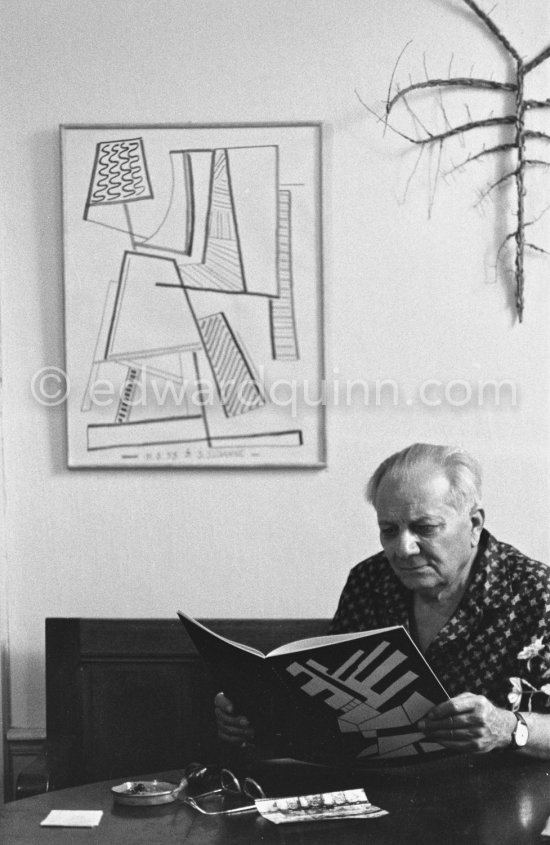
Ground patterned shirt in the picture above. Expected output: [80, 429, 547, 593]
[330, 529, 550, 709]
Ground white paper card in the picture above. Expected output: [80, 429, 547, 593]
[40, 810, 103, 827]
[256, 788, 388, 824]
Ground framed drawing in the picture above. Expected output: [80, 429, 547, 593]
[60, 123, 326, 468]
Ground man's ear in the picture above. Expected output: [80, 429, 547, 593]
[470, 506, 485, 544]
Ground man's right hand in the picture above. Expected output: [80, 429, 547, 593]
[214, 692, 255, 745]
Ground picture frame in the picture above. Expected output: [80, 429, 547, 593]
[60, 123, 326, 468]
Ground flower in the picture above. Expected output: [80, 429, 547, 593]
[507, 677, 523, 712]
[508, 637, 550, 712]
[518, 637, 545, 663]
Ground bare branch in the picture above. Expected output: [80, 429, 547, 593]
[401, 145, 426, 204]
[525, 242, 550, 256]
[526, 204, 550, 228]
[497, 211, 550, 260]
[496, 234, 514, 269]
[375, 101, 516, 148]
[356, 92, 426, 146]
[524, 130, 550, 143]
[430, 139, 445, 215]
[401, 93, 432, 139]
[524, 99, 550, 111]
[475, 169, 518, 206]
[525, 44, 550, 75]
[437, 90, 452, 134]
[409, 115, 515, 145]
[448, 53, 454, 77]
[386, 77, 515, 114]
[461, 0, 521, 61]
[384, 40, 413, 136]
[464, 144, 516, 164]
[376, 2, 550, 320]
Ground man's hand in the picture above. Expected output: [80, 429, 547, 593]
[417, 692, 517, 753]
[214, 692, 255, 745]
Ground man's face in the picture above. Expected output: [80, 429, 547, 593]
[374, 469, 483, 597]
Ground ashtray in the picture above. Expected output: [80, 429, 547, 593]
[112, 780, 180, 806]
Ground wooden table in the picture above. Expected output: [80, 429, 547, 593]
[3, 754, 550, 844]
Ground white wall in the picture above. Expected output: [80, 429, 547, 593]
[1, 0, 549, 760]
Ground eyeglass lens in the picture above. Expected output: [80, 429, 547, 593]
[182, 764, 265, 808]
[243, 777, 266, 799]
[220, 769, 242, 794]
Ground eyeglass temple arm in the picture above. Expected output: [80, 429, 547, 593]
[183, 796, 258, 816]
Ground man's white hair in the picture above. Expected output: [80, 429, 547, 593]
[366, 443, 482, 513]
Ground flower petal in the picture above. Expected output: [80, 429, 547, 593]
[518, 637, 545, 661]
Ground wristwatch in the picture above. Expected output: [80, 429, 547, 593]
[511, 712, 529, 748]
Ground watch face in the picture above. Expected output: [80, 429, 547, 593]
[514, 719, 529, 747]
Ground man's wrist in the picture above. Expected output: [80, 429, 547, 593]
[498, 708, 523, 749]
[511, 712, 530, 748]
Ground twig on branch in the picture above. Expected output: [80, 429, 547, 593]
[384, 40, 413, 137]
[386, 77, 515, 115]
[402, 145, 426, 203]
[525, 99, 550, 110]
[474, 169, 518, 207]
[524, 130, 550, 143]
[428, 139, 445, 217]
[525, 45, 550, 74]
[398, 115, 515, 146]
[526, 243, 550, 256]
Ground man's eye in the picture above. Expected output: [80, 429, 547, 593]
[380, 527, 397, 538]
[415, 525, 438, 535]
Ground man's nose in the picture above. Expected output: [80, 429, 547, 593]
[395, 530, 420, 558]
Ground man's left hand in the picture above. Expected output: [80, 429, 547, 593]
[417, 692, 517, 753]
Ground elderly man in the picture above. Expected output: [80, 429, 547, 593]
[216, 443, 550, 758]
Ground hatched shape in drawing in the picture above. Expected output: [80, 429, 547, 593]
[86, 138, 153, 208]
[199, 312, 265, 417]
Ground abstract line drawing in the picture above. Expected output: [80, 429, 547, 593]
[61, 124, 324, 467]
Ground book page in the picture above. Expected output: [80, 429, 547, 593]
[178, 611, 265, 657]
[267, 625, 402, 656]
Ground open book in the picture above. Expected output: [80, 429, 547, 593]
[178, 611, 449, 763]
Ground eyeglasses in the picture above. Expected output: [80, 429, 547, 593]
[181, 763, 266, 816]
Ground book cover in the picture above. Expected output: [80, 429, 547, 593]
[177, 611, 449, 762]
